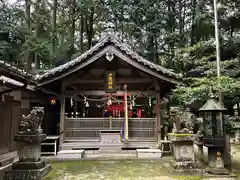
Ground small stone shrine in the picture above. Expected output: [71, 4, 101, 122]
[4, 107, 51, 180]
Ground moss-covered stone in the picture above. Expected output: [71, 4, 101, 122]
[168, 133, 193, 137]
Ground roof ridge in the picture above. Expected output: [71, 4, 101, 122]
[35, 33, 181, 81]
[0, 60, 32, 77]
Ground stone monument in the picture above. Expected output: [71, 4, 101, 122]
[4, 107, 51, 180]
[168, 132, 198, 172]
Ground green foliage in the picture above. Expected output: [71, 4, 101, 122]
[171, 76, 240, 108]
[1, 0, 240, 112]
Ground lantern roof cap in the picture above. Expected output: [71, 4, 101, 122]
[199, 98, 227, 111]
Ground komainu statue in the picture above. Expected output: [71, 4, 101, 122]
[19, 107, 44, 134]
[169, 107, 194, 133]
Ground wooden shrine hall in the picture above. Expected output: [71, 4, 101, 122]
[35, 30, 181, 150]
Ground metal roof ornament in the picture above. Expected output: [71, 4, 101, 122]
[105, 22, 115, 35]
[106, 52, 114, 61]
[100, 22, 117, 40]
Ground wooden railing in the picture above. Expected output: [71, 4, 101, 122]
[65, 118, 156, 141]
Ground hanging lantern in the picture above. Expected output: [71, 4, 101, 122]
[50, 97, 56, 105]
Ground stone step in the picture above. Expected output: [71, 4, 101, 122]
[60, 141, 157, 150]
[84, 153, 138, 160]
[136, 149, 162, 159]
[0, 151, 17, 167]
[57, 150, 85, 159]
[99, 149, 123, 154]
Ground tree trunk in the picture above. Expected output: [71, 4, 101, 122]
[179, 0, 185, 46]
[35, 0, 41, 69]
[87, 6, 94, 49]
[154, 37, 159, 64]
[191, 0, 197, 45]
[24, 0, 31, 72]
[25, 0, 31, 28]
[51, 0, 57, 67]
[69, 0, 76, 58]
[167, 0, 176, 67]
[85, 6, 95, 50]
[80, 13, 84, 53]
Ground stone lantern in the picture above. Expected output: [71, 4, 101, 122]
[199, 97, 229, 174]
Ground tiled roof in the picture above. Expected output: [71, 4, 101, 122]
[0, 61, 35, 92]
[35, 33, 181, 81]
[0, 75, 35, 91]
[0, 60, 32, 78]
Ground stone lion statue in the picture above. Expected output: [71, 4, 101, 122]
[19, 107, 44, 134]
[169, 107, 194, 133]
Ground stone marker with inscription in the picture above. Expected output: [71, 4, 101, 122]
[4, 107, 51, 180]
[168, 133, 203, 173]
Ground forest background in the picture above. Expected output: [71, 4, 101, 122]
[1, 0, 240, 111]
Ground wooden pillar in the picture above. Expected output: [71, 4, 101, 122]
[155, 81, 161, 143]
[59, 83, 66, 146]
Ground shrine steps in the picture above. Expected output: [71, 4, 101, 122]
[136, 149, 162, 159]
[60, 141, 157, 151]
[55, 141, 163, 160]
[56, 150, 85, 160]
[54, 148, 163, 160]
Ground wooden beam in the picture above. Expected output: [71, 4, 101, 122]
[59, 82, 66, 145]
[68, 78, 154, 84]
[64, 90, 156, 96]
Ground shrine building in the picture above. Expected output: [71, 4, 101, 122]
[35, 29, 181, 150]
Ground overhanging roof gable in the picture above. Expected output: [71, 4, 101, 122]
[35, 34, 182, 85]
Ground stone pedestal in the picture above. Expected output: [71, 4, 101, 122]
[4, 133, 51, 180]
[168, 133, 199, 172]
